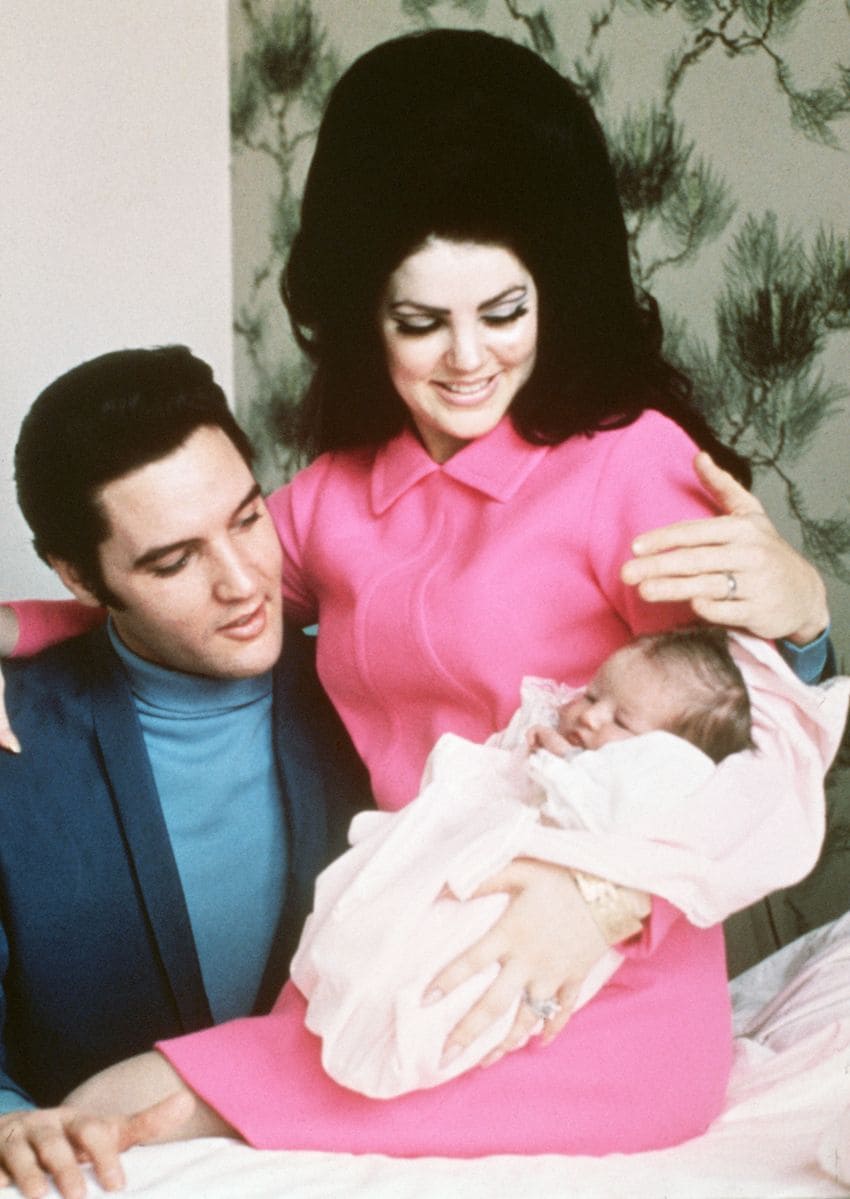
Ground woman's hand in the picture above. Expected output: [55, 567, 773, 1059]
[621, 452, 830, 644]
[0, 667, 19, 755]
[0, 606, 20, 753]
[427, 859, 609, 1068]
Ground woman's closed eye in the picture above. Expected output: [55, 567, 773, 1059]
[391, 316, 443, 336]
[482, 304, 528, 327]
[391, 303, 530, 338]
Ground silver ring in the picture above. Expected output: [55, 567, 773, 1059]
[523, 990, 562, 1022]
[725, 571, 738, 598]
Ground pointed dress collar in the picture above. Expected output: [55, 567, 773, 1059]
[370, 418, 550, 515]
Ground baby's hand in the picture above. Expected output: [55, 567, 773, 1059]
[526, 725, 571, 757]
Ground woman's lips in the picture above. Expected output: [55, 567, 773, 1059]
[432, 374, 499, 406]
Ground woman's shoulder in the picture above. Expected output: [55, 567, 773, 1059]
[542, 408, 699, 467]
[540, 409, 700, 491]
[582, 408, 714, 525]
[599, 409, 699, 453]
[581, 409, 701, 482]
[266, 445, 377, 514]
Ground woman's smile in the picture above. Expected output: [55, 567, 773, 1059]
[432, 373, 500, 405]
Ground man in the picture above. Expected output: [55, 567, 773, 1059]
[0, 347, 368, 1148]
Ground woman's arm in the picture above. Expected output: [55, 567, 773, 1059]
[0, 606, 18, 658]
[0, 601, 105, 753]
[1, 600, 105, 659]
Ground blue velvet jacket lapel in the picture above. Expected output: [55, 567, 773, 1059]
[254, 628, 332, 1010]
[254, 625, 372, 1012]
[86, 632, 213, 1031]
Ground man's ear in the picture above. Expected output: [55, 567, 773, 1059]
[47, 557, 102, 608]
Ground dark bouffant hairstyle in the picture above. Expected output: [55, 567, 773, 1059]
[635, 627, 754, 763]
[15, 346, 253, 605]
[283, 28, 749, 483]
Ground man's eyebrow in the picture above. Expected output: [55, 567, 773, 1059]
[132, 482, 262, 569]
[388, 285, 528, 317]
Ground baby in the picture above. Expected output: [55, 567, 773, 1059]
[292, 627, 753, 1099]
[528, 625, 752, 763]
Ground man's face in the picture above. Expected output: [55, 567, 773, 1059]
[84, 426, 283, 678]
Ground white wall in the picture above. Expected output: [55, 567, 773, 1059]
[0, 1, 233, 598]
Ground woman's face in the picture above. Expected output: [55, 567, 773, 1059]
[379, 238, 538, 462]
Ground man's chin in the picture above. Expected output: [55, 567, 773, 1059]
[210, 630, 284, 679]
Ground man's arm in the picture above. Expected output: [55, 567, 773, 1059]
[0, 1053, 229, 1199]
[0, 922, 88, 1199]
[0, 1092, 197, 1199]
[0, 1050, 36, 1119]
[0, 912, 69, 1198]
[0, 925, 37, 1114]
[0, 920, 206, 1199]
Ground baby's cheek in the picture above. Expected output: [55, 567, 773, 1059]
[597, 725, 632, 747]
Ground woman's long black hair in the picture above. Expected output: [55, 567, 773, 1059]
[282, 29, 749, 483]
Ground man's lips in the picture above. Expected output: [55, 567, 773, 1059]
[219, 600, 268, 640]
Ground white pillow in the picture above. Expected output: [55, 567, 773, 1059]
[732, 911, 850, 1052]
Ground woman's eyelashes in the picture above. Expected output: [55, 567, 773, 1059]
[391, 318, 441, 336]
[391, 304, 529, 337]
[484, 305, 528, 327]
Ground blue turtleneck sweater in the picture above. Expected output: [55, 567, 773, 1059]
[108, 624, 287, 1024]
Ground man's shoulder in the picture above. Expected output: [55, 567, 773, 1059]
[275, 621, 318, 681]
[3, 626, 121, 728]
[273, 623, 335, 727]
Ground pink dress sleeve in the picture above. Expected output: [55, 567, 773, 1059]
[584, 410, 722, 637]
[266, 468, 331, 628]
[8, 600, 104, 657]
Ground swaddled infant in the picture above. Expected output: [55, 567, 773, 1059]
[292, 627, 753, 1097]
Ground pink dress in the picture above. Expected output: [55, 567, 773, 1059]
[155, 412, 834, 1155]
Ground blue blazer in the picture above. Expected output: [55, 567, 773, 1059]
[0, 624, 369, 1106]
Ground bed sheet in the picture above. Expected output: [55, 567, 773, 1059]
[11, 912, 850, 1199]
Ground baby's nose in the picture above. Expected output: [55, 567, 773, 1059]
[582, 702, 605, 729]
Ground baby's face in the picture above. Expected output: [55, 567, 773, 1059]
[556, 646, 684, 750]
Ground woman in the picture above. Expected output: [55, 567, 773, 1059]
[0, 27, 835, 1194]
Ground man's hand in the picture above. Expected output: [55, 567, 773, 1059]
[426, 859, 609, 1069]
[621, 452, 830, 645]
[0, 1093, 195, 1199]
